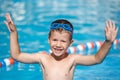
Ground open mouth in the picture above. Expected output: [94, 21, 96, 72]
[53, 48, 63, 53]
[54, 48, 63, 51]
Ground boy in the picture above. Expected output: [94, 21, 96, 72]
[4, 13, 118, 80]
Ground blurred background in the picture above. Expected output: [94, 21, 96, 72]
[0, 0, 120, 80]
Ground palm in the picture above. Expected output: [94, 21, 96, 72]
[4, 13, 16, 32]
[105, 20, 118, 42]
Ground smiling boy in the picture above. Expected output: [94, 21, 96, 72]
[4, 13, 118, 80]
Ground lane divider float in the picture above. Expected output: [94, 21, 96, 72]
[68, 39, 120, 54]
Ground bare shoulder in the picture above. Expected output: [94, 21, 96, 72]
[68, 54, 82, 61]
[68, 54, 84, 62]
[66, 54, 82, 65]
[69, 54, 83, 58]
[37, 51, 50, 58]
[37, 51, 51, 61]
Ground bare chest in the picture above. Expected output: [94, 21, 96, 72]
[40, 58, 75, 80]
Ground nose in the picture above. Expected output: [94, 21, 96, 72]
[56, 41, 61, 47]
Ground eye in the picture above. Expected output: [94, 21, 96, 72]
[61, 40, 66, 43]
[52, 39, 57, 41]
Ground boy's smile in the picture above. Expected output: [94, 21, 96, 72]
[49, 31, 73, 57]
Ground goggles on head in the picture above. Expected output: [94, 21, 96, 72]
[50, 23, 73, 34]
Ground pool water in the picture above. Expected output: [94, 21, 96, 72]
[0, 0, 120, 80]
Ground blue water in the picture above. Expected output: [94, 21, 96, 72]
[0, 0, 120, 80]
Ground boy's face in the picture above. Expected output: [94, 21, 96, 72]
[49, 31, 73, 57]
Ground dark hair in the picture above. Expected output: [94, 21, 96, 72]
[48, 19, 74, 40]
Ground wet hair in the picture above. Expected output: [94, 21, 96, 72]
[48, 19, 74, 40]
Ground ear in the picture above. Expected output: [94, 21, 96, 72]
[69, 40, 74, 46]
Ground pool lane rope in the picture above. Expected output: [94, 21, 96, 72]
[0, 39, 120, 68]
[67, 39, 120, 54]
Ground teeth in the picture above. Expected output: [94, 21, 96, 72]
[55, 48, 62, 51]
[57, 48, 61, 50]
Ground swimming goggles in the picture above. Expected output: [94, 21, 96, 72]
[50, 23, 73, 33]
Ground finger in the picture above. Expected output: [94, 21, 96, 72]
[6, 13, 10, 22]
[8, 14, 14, 24]
[105, 21, 109, 31]
[6, 13, 14, 24]
[105, 26, 107, 33]
[112, 22, 116, 30]
[113, 27, 118, 40]
[4, 21, 11, 32]
[107, 20, 113, 29]
[109, 20, 113, 28]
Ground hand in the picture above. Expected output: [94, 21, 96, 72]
[4, 13, 16, 32]
[105, 20, 118, 43]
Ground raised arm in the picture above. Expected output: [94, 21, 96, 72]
[4, 13, 43, 63]
[94, 20, 118, 63]
[74, 20, 118, 65]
